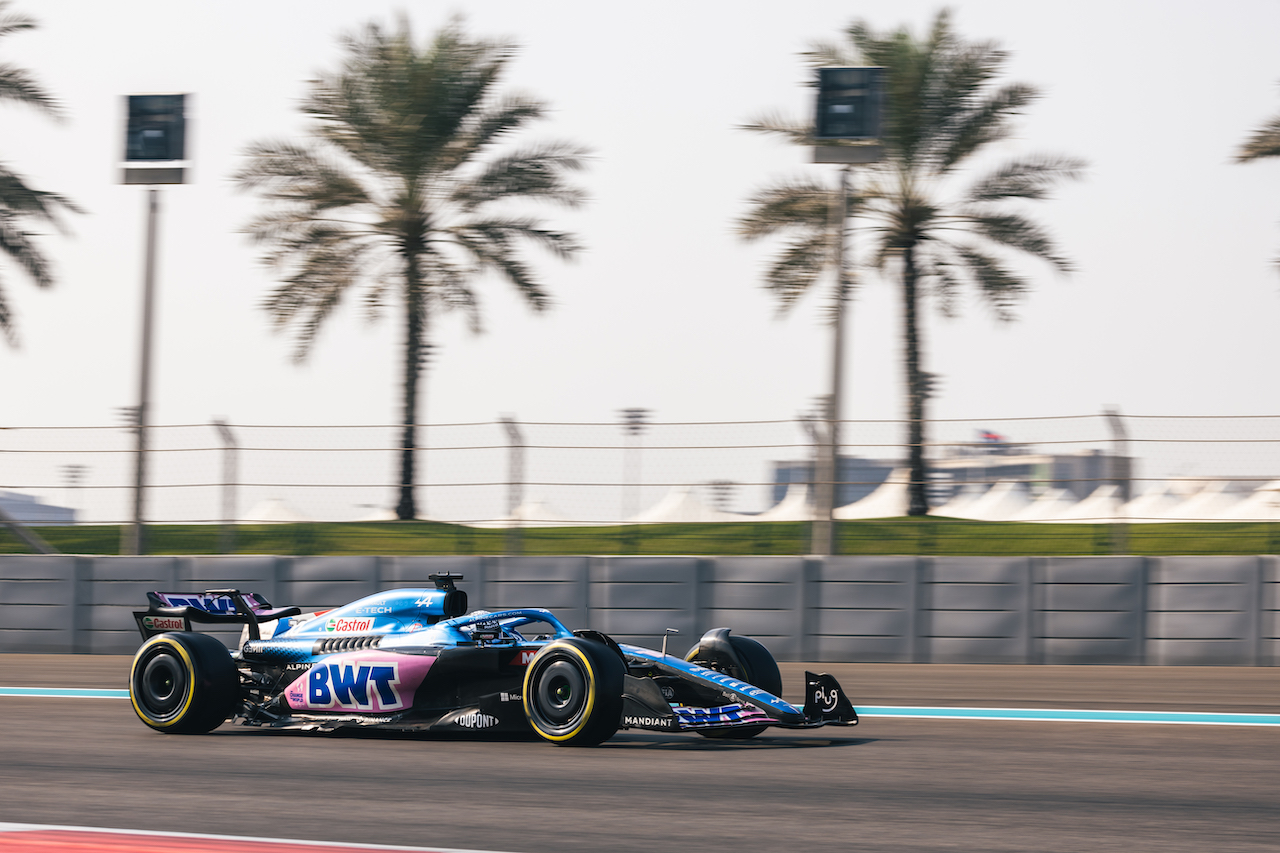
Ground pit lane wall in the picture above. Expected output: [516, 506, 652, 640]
[0, 555, 1275, 665]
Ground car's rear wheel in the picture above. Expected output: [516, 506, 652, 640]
[685, 633, 782, 739]
[523, 638, 624, 746]
[129, 632, 239, 734]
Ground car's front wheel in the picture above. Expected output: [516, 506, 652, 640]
[523, 638, 624, 746]
[685, 632, 782, 739]
[129, 632, 239, 734]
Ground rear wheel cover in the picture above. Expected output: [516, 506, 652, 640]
[130, 637, 197, 727]
[129, 633, 238, 734]
[140, 653, 186, 714]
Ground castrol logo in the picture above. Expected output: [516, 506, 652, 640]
[142, 615, 185, 631]
[325, 617, 374, 633]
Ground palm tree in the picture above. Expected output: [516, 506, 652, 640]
[0, 0, 79, 345]
[234, 18, 587, 520]
[737, 10, 1083, 515]
[1235, 86, 1280, 273]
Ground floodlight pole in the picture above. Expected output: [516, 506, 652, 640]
[125, 188, 161, 556]
[1104, 407, 1131, 555]
[810, 66, 886, 554]
[620, 408, 649, 553]
[812, 166, 852, 556]
[500, 415, 524, 556]
[214, 419, 238, 554]
[120, 92, 188, 555]
[798, 406, 825, 523]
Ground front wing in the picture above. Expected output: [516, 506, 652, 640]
[616, 644, 858, 734]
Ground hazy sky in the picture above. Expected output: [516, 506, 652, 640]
[3, 1, 1280, 520]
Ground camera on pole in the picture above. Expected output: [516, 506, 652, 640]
[119, 92, 191, 553]
[807, 68, 887, 554]
[122, 94, 188, 185]
[813, 67, 885, 164]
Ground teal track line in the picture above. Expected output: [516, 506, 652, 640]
[2, 686, 1277, 726]
[857, 705, 1280, 727]
[0, 687, 128, 699]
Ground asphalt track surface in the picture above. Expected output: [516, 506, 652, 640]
[1, 656, 1277, 853]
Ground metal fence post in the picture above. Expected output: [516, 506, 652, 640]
[1138, 556, 1152, 665]
[213, 420, 238, 554]
[912, 557, 932, 663]
[1104, 407, 1131, 554]
[619, 408, 649, 553]
[126, 188, 162, 557]
[799, 408, 827, 555]
[500, 416, 524, 556]
[799, 557, 819, 662]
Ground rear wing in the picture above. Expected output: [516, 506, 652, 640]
[133, 589, 301, 640]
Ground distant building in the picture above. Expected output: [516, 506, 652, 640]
[932, 446, 1134, 502]
[769, 445, 1133, 510]
[0, 491, 75, 525]
[770, 457, 899, 508]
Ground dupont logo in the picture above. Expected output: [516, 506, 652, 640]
[142, 615, 185, 632]
[326, 617, 374, 633]
[455, 712, 499, 729]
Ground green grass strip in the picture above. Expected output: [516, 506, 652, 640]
[2, 518, 1277, 556]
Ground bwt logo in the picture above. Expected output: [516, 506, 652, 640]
[306, 661, 404, 711]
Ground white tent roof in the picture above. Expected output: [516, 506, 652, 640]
[1215, 480, 1280, 521]
[1044, 485, 1122, 523]
[1011, 488, 1079, 522]
[353, 507, 445, 523]
[472, 498, 579, 528]
[756, 482, 814, 522]
[355, 507, 399, 522]
[1166, 479, 1210, 498]
[931, 484, 987, 518]
[1162, 481, 1245, 522]
[947, 481, 1030, 521]
[1118, 484, 1184, 523]
[835, 469, 908, 519]
[244, 498, 313, 524]
[630, 487, 742, 524]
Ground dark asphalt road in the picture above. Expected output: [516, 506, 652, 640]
[1, 656, 1277, 853]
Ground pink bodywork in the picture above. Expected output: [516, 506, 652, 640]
[285, 651, 437, 714]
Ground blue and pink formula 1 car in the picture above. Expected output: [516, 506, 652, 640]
[128, 574, 857, 746]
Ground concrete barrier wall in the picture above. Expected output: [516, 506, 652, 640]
[0, 555, 1275, 664]
[1038, 557, 1147, 665]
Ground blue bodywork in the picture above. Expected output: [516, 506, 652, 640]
[133, 581, 858, 739]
